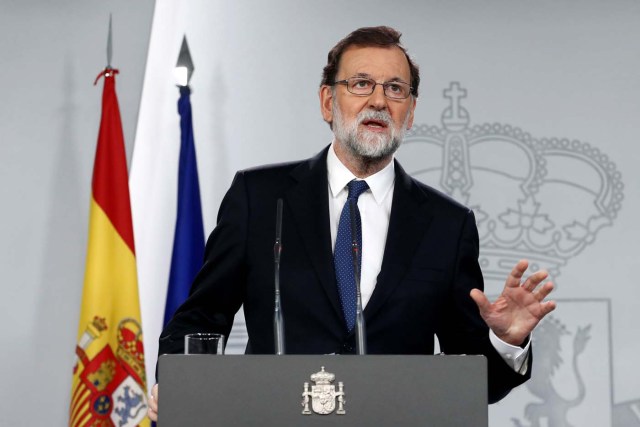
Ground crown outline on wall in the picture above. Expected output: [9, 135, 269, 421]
[403, 82, 624, 288]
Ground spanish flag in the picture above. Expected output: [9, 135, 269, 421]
[70, 69, 150, 427]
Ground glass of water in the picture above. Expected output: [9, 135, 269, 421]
[184, 333, 225, 355]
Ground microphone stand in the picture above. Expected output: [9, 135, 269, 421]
[349, 200, 367, 355]
[273, 198, 285, 355]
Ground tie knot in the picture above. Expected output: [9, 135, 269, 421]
[347, 179, 369, 201]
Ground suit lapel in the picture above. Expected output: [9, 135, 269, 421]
[364, 160, 434, 323]
[284, 147, 344, 321]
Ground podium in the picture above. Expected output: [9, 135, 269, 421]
[158, 354, 488, 426]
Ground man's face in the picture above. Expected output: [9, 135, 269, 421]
[320, 45, 417, 159]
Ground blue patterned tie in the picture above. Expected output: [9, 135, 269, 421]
[334, 179, 369, 331]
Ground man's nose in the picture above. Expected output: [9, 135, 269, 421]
[367, 84, 388, 110]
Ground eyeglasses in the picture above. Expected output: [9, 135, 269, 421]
[333, 77, 413, 100]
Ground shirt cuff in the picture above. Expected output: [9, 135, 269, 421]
[489, 330, 531, 375]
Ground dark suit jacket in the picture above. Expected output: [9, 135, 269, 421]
[159, 146, 531, 402]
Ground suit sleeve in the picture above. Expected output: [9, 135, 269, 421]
[158, 171, 249, 356]
[437, 210, 532, 404]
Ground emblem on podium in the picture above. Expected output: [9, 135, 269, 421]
[301, 366, 346, 415]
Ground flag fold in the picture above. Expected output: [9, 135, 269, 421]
[163, 85, 205, 326]
[70, 69, 150, 427]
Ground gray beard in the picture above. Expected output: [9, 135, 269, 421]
[332, 104, 408, 160]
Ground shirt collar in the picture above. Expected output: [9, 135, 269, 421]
[327, 141, 395, 204]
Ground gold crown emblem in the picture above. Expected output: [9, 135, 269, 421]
[86, 316, 108, 339]
[116, 318, 146, 383]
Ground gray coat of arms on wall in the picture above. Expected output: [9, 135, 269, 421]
[397, 83, 633, 426]
[398, 82, 624, 293]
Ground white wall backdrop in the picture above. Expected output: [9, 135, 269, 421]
[0, 1, 154, 426]
[2, 0, 639, 426]
[134, 1, 640, 426]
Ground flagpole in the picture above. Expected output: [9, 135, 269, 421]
[107, 13, 113, 69]
[163, 35, 205, 328]
[71, 16, 150, 427]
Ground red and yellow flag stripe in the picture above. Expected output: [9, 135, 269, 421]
[70, 69, 149, 427]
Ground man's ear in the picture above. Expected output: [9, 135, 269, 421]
[319, 85, 334, 124]
[406, 96, 417, 130]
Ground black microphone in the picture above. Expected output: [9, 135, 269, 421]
[349, 199, 367, 355]
[273, 198, 285, 355]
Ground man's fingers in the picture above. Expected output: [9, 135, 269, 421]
[150, 383, 158, 404]
[522, 270, 549, 292]
[534, 281, 554, 301]
[540, 300, 557, 316]
[148, 383, 159, 422]
[470, 289, 491, 315]
[148, 407, 158, 422]
[149, 394, 157, 411]
[533, 282, 556, 319]
[505, 259, 529, 288]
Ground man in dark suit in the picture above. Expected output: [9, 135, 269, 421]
[148, 26, 555, 420]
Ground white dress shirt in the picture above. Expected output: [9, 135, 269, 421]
[326, 142, 529, 373]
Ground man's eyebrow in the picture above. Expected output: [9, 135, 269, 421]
[350, 73, 409, 84]
[386, 76, 410, 84]
[351, 72, 372, 79]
